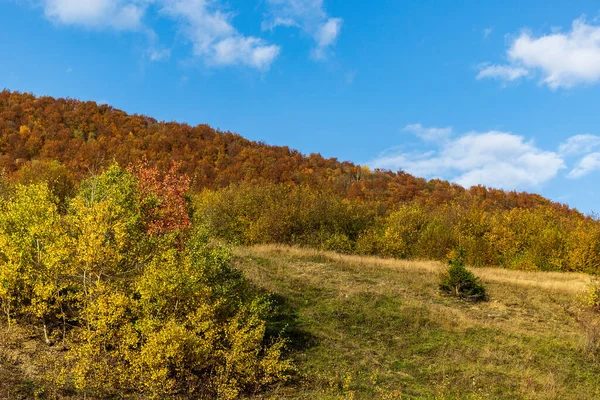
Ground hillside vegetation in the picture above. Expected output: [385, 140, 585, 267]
[0, 165, 293, 399]
[5, 244, 600, 398]
[0, 90, 576, 210]
[1, 91, 600, 273]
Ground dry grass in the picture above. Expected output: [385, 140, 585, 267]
[0, 324, 49, 399]
[241, 244, 591, 294]
[233, 244, 600, 399]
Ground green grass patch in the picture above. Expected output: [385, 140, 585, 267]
[235, 246, 600, 399]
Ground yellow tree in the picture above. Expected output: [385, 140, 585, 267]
[0, 184, 71, 341]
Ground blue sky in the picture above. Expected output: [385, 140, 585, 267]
[2, 1, 600, 214]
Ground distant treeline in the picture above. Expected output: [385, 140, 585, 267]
[1, 90, 599, 273]
[195, 182, 600, 273]
[0, 90, 578, 214]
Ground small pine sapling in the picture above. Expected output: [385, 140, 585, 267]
[439, 248, 487, 302]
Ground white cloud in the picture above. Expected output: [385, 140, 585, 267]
[313, 17, 342, 59]
[211, 36, 281, 69]
[483, 27, 493, 39]
[569, 152, 600, 178]
[148, 48, 171, 61]
[560, 134, 600, 178]
[344, 69, 357, 84]
[371, 127, 565, 190]
[476, 64, 529, 81]
[161, 0, 280, 70]
[479, 16, 600, 89]
[559, 134, 600, 156]
[262, 17, 298, 30]
[404, 123, 452, 142]
[43, 0, 147, 30]
[31, 0, 280, 70]
[264, 0, 342, 59]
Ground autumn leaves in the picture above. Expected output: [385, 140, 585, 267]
[0, 164, 292, 398]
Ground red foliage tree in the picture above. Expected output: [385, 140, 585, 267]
[130, 160, 191, 235]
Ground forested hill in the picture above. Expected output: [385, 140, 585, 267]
[0, 90, 575, 214]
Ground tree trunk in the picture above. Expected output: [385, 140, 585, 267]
[43, 319, 51, 345]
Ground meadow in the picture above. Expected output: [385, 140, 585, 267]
[234, 245, 600, 399]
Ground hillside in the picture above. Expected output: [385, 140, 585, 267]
[4, 245, 600, 399]
[2, 91, 600, 398]
[2, 91, 600, 274]
[236, 246, 600, 399]
[0, 90, 573, 213]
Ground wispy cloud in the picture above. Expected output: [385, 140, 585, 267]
[478, 16, 600, 89]
[22, 0, 344, 70]
[568, 152, 600, 178]
[42, 0, 148, 30]
[344, 70, 357, 84]
[403, 123, 452, 142]
[557, 134, 600, 178]
[30, 0, 281, 71]
[371, 125, 566, 190]
[161, 0, 280, 70]
[313, 17, 342, 59]
[559, 134, 600, 156]
[483, 27, 493, 39]
[147, 47, 171, 61]
[476, 64, 529, 81]
[263, 0, 342, 59]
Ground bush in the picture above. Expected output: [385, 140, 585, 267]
[193, 182, 379, 248]
[355, 229, 383, 255]
[416, 220, 455, 261]
[323, 233, 354, 254]
[439, 249, 487, 302]
[0, 166, 294, 399]
[62, 237, 294, 399]
[581, 280, 600, 312]
[380, 204, 428, 259]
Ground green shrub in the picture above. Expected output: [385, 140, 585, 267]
[62, 239, 294, 399]
[323, 233, 353, 254]
[355, 229, 383, 255]
[439, 249, 487, 302]
[581, 280, 600, 312]
[193, 182, 379, 248]
[380, 204, 428, 259]
[416, 220, 455, 260]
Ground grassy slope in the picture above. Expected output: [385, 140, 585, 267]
[234, 245, 600, 399]
[2, 246, 600, 399]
